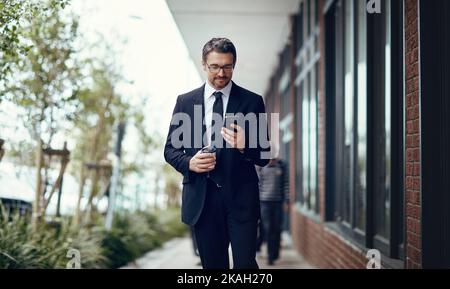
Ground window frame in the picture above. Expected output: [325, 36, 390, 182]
[294, 0, 321, 215]
[325, 0, 404, 260]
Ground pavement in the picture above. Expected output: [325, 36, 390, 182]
[122, 232, 315, 269]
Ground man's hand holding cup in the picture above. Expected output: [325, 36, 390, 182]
[189, 146, 216, 173]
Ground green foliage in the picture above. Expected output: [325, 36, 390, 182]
[0, 212, 106, 269]
[0, 0, 70, 97]
[101, 208, 188, 268]
[0, 205, 187, 269]
[71, 64, 128, 165]
[0, 0, 172, 269]
[2, 0, 81, 145]
[1, 0, 33, 84]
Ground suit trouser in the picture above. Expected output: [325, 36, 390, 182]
[260, 201, 283, 262]
[193, 179, 259, 269]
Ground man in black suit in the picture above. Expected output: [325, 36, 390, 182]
[164, 38, 270, 269]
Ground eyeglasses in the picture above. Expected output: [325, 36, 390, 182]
[205, 63, 234, 73]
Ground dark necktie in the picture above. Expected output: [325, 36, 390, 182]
[210, 91, 223, 187]
[211, 91, 223, 145]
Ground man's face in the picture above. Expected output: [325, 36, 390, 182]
[203, 51, 234, 90]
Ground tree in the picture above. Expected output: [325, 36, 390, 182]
[71, 62, 129, 225]
[0, 139, 4, 162]
[1, 0, 33, 92]
[1, 0, 80, 225]
[0, 0, 69, 99]
[70, 59, 160, 225]
[5, 0, 81, 147]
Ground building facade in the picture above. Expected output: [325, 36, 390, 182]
[264, 0, 450, 269]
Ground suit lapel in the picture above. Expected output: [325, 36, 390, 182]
[193, 84, 206, 150]
[225, 81, 242, 115]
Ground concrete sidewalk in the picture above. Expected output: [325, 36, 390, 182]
[122, 234, 315, 269]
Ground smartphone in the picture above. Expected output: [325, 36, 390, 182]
[224, 115, 241, 132]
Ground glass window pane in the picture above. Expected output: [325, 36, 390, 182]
[343, 0, 354, 223]
[315, 0, 319, 26]
[310, 69, 317, 212]
[296, 86, 303, 204]
[302, 76, 310, 209]
[356, 0, 367, 230]
[311, 0, 316, 35]
[307, 0, 311, 36]
[376, 0, 392, 239]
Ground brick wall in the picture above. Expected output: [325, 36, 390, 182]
[404, 0, 422, 269]
[292, 213, 368, 268]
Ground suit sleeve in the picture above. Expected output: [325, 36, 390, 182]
[164, 96, 192, 180]
[241, 96, 270, 167]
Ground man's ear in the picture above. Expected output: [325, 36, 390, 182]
[202, 62, 207, 72]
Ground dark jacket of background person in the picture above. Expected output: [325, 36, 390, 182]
[258, 159, 289, 203]
[256, 158, 289, 265]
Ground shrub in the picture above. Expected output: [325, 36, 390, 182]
[0, 206, 187, 268]
[0, 213, 106, 269]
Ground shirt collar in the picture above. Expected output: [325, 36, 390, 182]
[204, 80, 232, 100]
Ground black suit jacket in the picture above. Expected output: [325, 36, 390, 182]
[164, 82, 270, 226]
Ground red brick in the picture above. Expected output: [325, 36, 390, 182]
[413, 135, 420, 148]
[407, 190, 420, 205]
[406, 121, 414, 134]
[413, 163, 420, 176]
[406, 163, 413, 175]
[413, 148, 420, 161]
[406, 177, 414, 190]
[407, 245, 420, 263]
[413, 178, 421, 191]
[407, 204, 420, 219]
[407, 232, 420, 249]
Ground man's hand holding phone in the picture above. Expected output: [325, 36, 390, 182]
[189, 146, 216, 173]
[221, 121, 245, 152]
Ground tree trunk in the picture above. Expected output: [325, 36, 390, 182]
[33, 139, 44, 228]
[86, 91, 113, 222]
[0, 139, 4, 162]
[42, 155, 69, 214]
[87, 168, 100, 223]
[74, 164, 86, 227]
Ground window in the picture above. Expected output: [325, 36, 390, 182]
[302, 75, 310, 206]
[370, 0, 404, 258]
[373, 0, 391, 243]
[295, 0, 320, 214]
[356, 0, 367, 232]
[279, 45, 292, 162]
[325, 0, 404, 259]
[342, 0, 354, 226]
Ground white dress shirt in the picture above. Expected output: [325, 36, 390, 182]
[204, 80, 232, 146]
